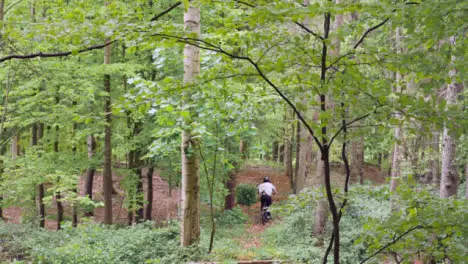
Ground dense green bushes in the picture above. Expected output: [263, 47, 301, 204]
[262, 185, 468, 263]
[0, 221, 205, 264]
[236, 184, 257, 206]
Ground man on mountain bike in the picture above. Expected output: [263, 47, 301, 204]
[257, 176, 277, 211]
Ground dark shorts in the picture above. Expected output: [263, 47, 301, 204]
[260, 194, 272, 210]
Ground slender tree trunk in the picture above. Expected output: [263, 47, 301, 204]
[11, 134, 20, 159]
[54, 113, 63, 230]
[84, 135, 96, 217]
[145, 166, 154, 220]
[284, 111, 293, 183]
[465, 165, 468, 200]
[224, 164, 237, 210]
[239, 139, 247, 160]
[278, 144, 284, 163]
[103, 36, 113, 224]
[350, 137, 364, 184]
[31, 123, 45, 228]
[180, 6, 201, 247]
[390, 28, 403, 193]
[272, 141, 279, 161]
[0, 132, 6, 220]
[0, 0, 4, 22]
[293, 119, 300, 193]
[440, 44, 463, 198]
[71, 122, 78, 227]
[430, 131, 440, 185]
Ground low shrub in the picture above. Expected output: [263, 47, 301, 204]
[236, 184, 257, 206]
[215, 206, 248, 226]
[0, 221, 204, 264]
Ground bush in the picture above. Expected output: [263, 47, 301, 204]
[236, 184, 257, 206]
[216, 206, 248, 226]
[0, 221, 205, 264]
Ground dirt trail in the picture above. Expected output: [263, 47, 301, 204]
[234, 164, 291, 251]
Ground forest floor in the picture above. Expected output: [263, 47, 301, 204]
[2, 168, 180, 228]
[230, 162, 384, 262]
[3, 161, 383, 229]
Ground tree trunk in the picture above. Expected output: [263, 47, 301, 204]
[293, 119, 300, 193]
[31, 123, 45, 228]
[465, 165, 468, 200]
[54, 116, 63, 230]
[296, 124, 314, 192]
[224, 167, 236, 210]
[135, 169, 144, 222]
[71, 122, 78, 227]
[180, 6, 201, 247]
[145, 167, 154, 220]
[272, 141, 279, 161]
[350, 137, 364, 184]
[0, 0, 4, 22]
[11, 134, 20, 159]
[84, 135, 96, 217]
[390, 28, 403, 193]
[430, 131, 440, 185]
[278, 144, 284, 163]
[440, 48, 463, 198]
[103, 36, 113, 224]
[284, 112, 293, 183]
[0, 132, 6, 220]
[239, 139, 247, 160]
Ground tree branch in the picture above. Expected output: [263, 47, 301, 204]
[353, 2, 420, 49]
[359, 225, 423, 264]
[0, 41, 114, 63]
[150, 1, 182, 22]
[153, 33, 324, 152]
[353, 18, 390, 49]
[294, 22, 324, 40]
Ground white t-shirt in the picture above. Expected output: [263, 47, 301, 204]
[258, 182, 277, 196]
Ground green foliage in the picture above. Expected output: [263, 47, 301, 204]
[235, 184, 257, 206]
[0, 221, 206, 264]
[262, 185, 468, 263]
[215, 206, 248, 226]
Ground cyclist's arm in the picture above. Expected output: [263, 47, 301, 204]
[272, 186, 278, 195]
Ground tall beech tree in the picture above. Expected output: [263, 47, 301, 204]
[440, 37, 463, 198]
[180, 4, 201, 246]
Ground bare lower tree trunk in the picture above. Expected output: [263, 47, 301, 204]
[430, 131, 440, 185]
[284, 135, 293, 179]
[314, 154, 328, 244]
[350, 137, 364, 184]
[0, 0, 4, 22]
[71, 122, 78, 227]
[440, 50, 463, 198]
[0, 133, 6, 220]
[239, 139, 247, 160]
[84, 135, 96, 217]
[390, 28, 403, 193]
[224, 166, 236, 210]
[465, 165, 468, 200]
[278, 144, 285, 163]
[54, 114, 63, 230]
[293, 119, 300, 193]
[31, 123, 45, 228]
[296, 123, 314, 192]
[180, 6, 201, 247]
[145, 166, 154, 220]
[11, 134, 20, 159]
[103, 36, 113, 224]
[272, 141, 279, 161]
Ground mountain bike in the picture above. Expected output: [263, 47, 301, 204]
[261, 206, 271, 225]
